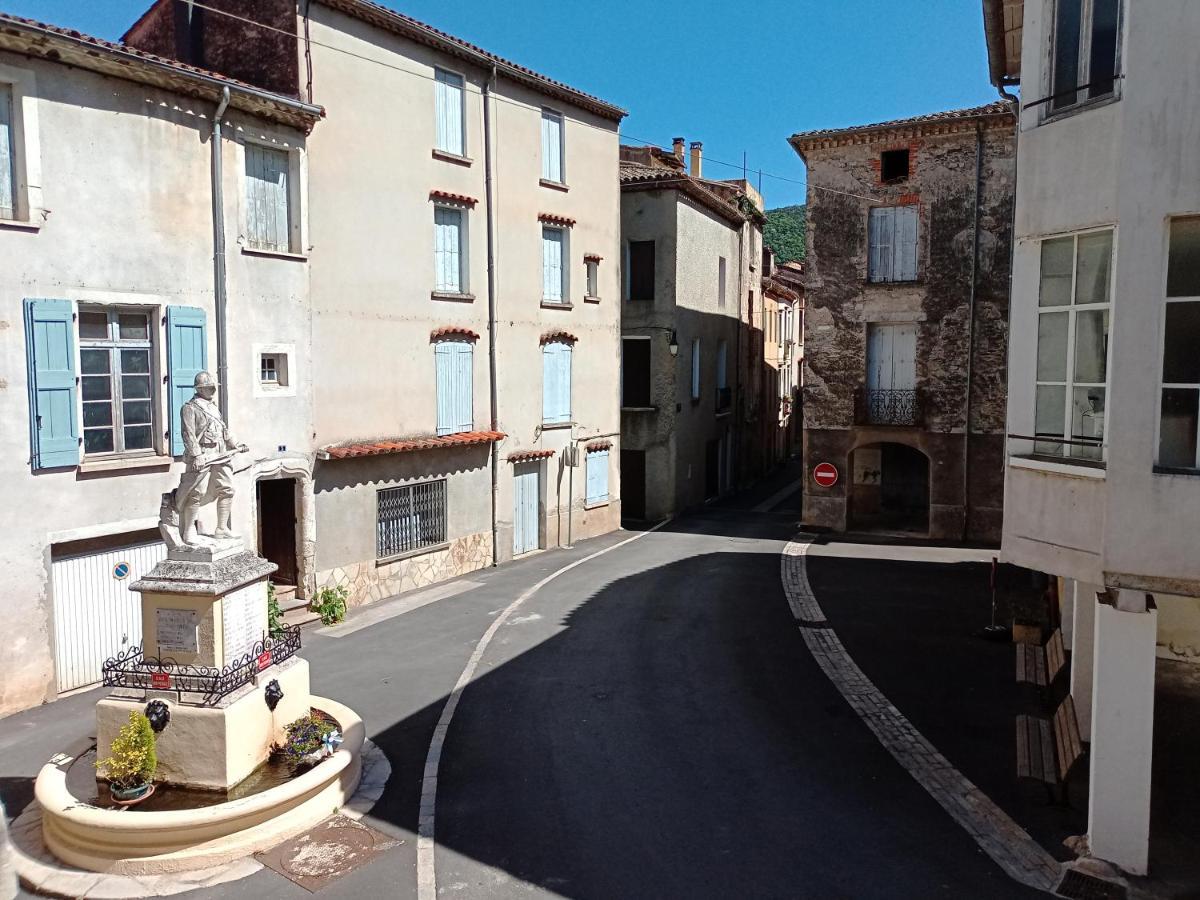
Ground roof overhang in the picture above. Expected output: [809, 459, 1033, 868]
[620, 174, 750, 228]
[983, 0, 1023, 87]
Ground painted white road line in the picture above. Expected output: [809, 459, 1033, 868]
[318, 580, 484, 638]
[416, 522, 672, 900]
[781, 534, 1063, 894]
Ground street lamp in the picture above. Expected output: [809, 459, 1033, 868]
[668, 330, 679, 356]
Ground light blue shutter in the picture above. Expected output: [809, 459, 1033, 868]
[542, 228, 563, 301]
[24, 299, 79, 469]
[435, 70, 464, 155]
[0, 84, 14, 219]
[434, 207, 462, 292]
[246, 144, 290, 252]
[435, 341, 473, 435]
[586, 449, 609, 504]
[167, 306, 208, 456]
[541, 111, 562, 182]
[868, 207, 894, 282]
[895, 206, 919, 281]
[542, 342, 571, 424]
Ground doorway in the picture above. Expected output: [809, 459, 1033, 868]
[513, 463, 541, 556]
[621, 449, 646, 521]
[257, 478, 298, 587]
[849, 442, 929, 534]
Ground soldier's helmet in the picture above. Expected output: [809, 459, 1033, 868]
[193, 371, 219, 389]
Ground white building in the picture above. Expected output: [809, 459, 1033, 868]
[984, 0, 1200, 875]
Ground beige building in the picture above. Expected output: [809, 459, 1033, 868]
[0, 13, 321, 716]
[985, 0, 1200, 876]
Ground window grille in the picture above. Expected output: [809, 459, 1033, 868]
[377, 480, 448, 559]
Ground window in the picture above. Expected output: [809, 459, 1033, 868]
[586, 447, 610, 505]
[621, 338, 651, 408]
[541, 109, 564, 183]
[542, 341, 572, 424]
[434, 206, 466, 293]
[868, 206, 919, 282]
[435, 339, 473, 435]
[880, 148, 910, 183]
[377, 480, 447, 559]
[542, 226, 567, 302]
[691, 338, 701, 400]
[1158, 218, 1200, 469]
[866, 323, 917, 425]
[245, 143, 292, 252]
[79, 308, 156, 456]
[1051, 0, 1120, 113]
[585, 257, 599, 299]
[434, 68, 465, 156]
[718, 256, 727, 308]
[716, 340, 730, 412]
[628, 240, 655, 301]
[260, 352, 288, 388]
[1035, 230, 1113, 460]
[0, 82, 14, 219]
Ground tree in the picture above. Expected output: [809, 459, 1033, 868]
[764, 204, 806, 263]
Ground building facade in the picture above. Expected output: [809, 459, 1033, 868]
[618, 142, 764, 521]
[790, 105, 1015, 541]
[985, 0, 1200, 875]
[0, 14, 321, 716]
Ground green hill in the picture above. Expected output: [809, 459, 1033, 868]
[764, 204, 806, 263]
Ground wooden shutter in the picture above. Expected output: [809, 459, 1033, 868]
[542, 227, 564, 301]
[542, 342, 571, 424]
[868, 207, 894, 282]
[0, 83, 13, 219]
[24, 298, 80, 469]
[586, 449, 609, 504]
[435, 341, 473, 435]
[435, 69, 464, 156]
[891, 324, 917, 390]
[166, 306, 208, 456]
[541, 111, 562, 182]
[866, 324, 893, 392]
[895, 206, 919, 281]
[434, 207, 462, 292]
[246, 144, 290, 252]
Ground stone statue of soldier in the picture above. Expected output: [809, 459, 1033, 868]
[167, 371, 248, 547]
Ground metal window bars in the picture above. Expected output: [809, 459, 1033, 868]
[377, 480, 448, 559]
[860, 388, 921, 426]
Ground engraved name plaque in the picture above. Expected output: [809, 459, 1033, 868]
[156, 608, 199, 654]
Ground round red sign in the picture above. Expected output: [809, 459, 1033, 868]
[812, 462, 839, 488]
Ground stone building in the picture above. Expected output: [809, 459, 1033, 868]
[789, 104, 1016, 541]
[618, 141, 765, 520]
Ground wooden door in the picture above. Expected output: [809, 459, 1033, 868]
[513, 464, 540, 555]
[257, 478, 298, 585]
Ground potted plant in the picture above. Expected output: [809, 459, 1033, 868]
[96, 711, 157, 805]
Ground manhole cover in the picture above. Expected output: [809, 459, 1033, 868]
[1056, 869, 1127, 900]
[256, 814, 400, 892]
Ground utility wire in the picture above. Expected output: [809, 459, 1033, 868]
[170, 0, 878, 205]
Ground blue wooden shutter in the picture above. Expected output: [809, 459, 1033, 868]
[542, 227, 564, 301]
[0, 83, 14, 219]
[436, 341, 473, 435]
[868, 207, 894, 282]
[895, 206, 919, 281]
[541, 111, 562, 182]
[542, 342, 571, 424]
[167, 306, 207, 456]
[434, 69, 464, 156]
[586, 449, 609, 504]
[24, 298, 79, 469]
[434, 207, 462, 292]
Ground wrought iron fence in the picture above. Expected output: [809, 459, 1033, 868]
[859, 388, 921, 426]
[101, 625, 302, 706]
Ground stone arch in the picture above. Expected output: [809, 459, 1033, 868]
[252, 455, 316, 601]
[847, 441, 930, 536]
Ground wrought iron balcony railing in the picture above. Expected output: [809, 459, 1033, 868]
[857, 388, 921, 426]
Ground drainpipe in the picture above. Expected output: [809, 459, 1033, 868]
[484, 67, 500, 565]
[302, 0, 314, 104]
[211, 86, 231, 419]
[962, 123, 984, 541]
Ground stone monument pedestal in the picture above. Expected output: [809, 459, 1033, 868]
[96, 541, 311, 791]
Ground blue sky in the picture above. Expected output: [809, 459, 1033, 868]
[7, 0, 997, 207]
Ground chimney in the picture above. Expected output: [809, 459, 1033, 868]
[690, 141, 703, 178]
[672, 137, 686, 162]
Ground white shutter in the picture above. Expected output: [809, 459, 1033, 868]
[246, 144, 291, 252]
[542, 227, 563, 301]
[0, 84, 13, 219]
[541, 111, 562, 182]
[895, 206, 919, 281]
[435, 69, 464, 156]
[868, 207, 894, 282]
[434, 207, 462, 292]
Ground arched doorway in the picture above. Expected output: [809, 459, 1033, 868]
[848, 442, 929, 535]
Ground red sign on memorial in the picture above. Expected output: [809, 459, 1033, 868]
[151, 672, 170, 690]
[257, 650, 272, 672]
[812, 462, 839, 488]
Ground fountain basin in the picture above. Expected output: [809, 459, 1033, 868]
[35, 696, 363, 875]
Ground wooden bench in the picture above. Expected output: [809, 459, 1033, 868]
[1016, 695, 1084, 799]
[1015, 627, 1067, 688]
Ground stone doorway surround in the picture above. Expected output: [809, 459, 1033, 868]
[253, 455, 316, 602]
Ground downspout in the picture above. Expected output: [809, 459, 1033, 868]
[211, 86, 231, 419]
[302, 0, 314, 103]
[962, 122, 983, 541]
[484, 66, 500, 565]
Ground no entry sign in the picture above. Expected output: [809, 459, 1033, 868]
[812, 462, 839, 488]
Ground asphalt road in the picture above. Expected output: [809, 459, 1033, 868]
[2, 497, 1036, 899]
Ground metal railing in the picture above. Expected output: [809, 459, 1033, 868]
[857, 388, 921, 426]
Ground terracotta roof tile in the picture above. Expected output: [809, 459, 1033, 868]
[508, 449, 556, 463]
[619, 159, 751, 227]
[540, 330, 578, 345]
[583, 253, 604, 262]
[789, 102, 1013, 146]
[431, 190, 478, 207]
[430, 327, 480, 341]
[320, 430, 504, 460]
[538, 213, 576, 227]
[586, 440, 612, 452]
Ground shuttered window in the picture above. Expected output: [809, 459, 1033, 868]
[434, 69, 465, 156]
[245, 144, 291, 252]
[868, 206, 919, 283]
[434, 206, 465, 292]
[586, 448, 610, 505]
[542, 341, 572, 424]
[434, 340, 473, 435]
[0, 83, 14, 220]
[541, 109, 564, 183]
[166, 306, 207, 456]
[78, 308, 156, 456]
[377, 480, 447, 559]
[24, 299, 80, 470]
[542, 226, 566, 302]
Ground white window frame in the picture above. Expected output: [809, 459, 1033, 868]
[1155, 216, 1200, 471]
[239, 134, 307, 257]
[540, 108, 565, 185]
[1033, 227, 1115, 462]
[0, 61, 44, 228]
[542, 225, 569, 303]
[1045, 0, 1123, 117]
[252, 342, 297, 398]
[433, 67, 467, 158]
[433, 203, 469, 294]
[585, 257, 599, 299]
[78, 305, 160, 459]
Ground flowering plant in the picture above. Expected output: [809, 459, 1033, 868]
[95, 711, 157, 790]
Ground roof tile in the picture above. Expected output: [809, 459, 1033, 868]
[321, 430, 504, 460]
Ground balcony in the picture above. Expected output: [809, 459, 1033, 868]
[855, 388, 922, 427]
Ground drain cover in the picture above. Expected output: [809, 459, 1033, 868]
[1056, 869, 1127, 900]
[256, 814, 400, 891]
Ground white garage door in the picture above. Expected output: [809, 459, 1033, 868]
[51, 538, 166, 692]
